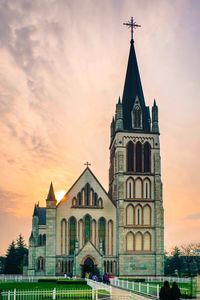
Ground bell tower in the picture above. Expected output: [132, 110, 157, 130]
[109, 18, 164, 276]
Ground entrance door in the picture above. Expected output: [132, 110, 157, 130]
[82, 257, 94, 278]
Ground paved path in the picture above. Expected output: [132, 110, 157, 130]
[110, 286, 150, 300]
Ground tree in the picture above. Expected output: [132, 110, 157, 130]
[4, 234, 28, 274]
[4, 241, 18, 274]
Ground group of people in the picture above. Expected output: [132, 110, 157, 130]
[159, 281, 181, 300]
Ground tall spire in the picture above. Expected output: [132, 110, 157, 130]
[46, 182, 56, 202]
[122, 18, 150, 132]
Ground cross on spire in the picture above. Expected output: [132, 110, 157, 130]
[123, 17, 141, 40]
[84, 162, 91, 168]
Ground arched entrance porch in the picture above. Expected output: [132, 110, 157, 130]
[81, 256, 99, 278]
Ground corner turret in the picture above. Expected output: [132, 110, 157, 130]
[152, 99, 159, 133]
[115, 97, 123, 132]
[46, 182, 57, 208]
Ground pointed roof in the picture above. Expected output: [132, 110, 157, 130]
[46, 182, 56, 201]
[122, 39, 150, 132]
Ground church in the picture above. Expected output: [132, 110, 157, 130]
[28, 19, 164, 277]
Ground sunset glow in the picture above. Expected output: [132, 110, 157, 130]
[55, 190, 66, 203]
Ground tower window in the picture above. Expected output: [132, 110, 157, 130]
[136, 142, 142, 172]
[144, 142, 151, 172]
[132, 98, 143, 129]
[127, 141, 134, 172]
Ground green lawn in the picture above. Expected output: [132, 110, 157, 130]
[0, 281, 91, 291]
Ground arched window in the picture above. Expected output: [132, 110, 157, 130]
[135, 232, 142, 251]
[126, 178, 134, 199]
[143, 178, 151, 199]
[91, 220, 96, 246]
[135, 178, 142, 198]
[98, 217, 106, 254]
[69, 217, 76, 255]
[84, 214, 91, 243]
[108, 220, 113, 255]
[135, 205, 142, 225]
[38, 234, 42, 246]
[136, 142, 142, 172]
[98, 198, 103, 208]
[43, 234, 46, 246]
[78, 219, 83, 248]
[126, 204, 134, 225]
[37, 256, 45, 271]
[144, 142, 151, 172]
[143, 232, 151, 251]
[61, 219, 66, 255]
[127, 141, 134, 172]
[72, 197, 77, 206]
[126, 232, 134, 251]
[133, 105, 142, 128]
[94, 193, 98, 206]
[77, 192, 82, 206]
[85, 183, 90, 206]
[143, 205, 151, 226]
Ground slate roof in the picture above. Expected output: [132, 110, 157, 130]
[122, 39, 150, 132]
[33, 205, 46, 225]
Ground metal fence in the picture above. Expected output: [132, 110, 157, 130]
[110, 278, 190, 299]
[1, 289, 95, 300]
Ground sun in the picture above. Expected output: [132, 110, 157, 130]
[55, 190, 66, 202]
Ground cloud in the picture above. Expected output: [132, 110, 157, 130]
[186, 213, 200, 220]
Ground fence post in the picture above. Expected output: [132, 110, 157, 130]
[92, 288, 95, 300]
[157, 284, 160, 299]
[147, 283, 149, 295]
[8, 290, 10, 300]
[95, 290, 98, 300]
[52, 288, 56, 300]
[139, 282, 141, 293]
[13, 289, 16, 300]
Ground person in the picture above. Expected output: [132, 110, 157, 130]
[171, 282, 181, 300]
[159, 281, 171, 300]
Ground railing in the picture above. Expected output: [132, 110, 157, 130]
[145, 276, 191, 283]
[110, 278, 190, 299]
[1, 289, 94, 300]
[0, 275, 69, 282]
[86, 278, 112, 293]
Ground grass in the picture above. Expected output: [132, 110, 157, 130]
[0, 281, 91, 291]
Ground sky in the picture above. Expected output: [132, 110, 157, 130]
[0, 0, 200, 256]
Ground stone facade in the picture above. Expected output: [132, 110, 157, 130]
[28, 36, 164, 277]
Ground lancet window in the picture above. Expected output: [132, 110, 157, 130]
[69, 217, 76, 255]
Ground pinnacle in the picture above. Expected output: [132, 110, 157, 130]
[46, 182, 56, 201]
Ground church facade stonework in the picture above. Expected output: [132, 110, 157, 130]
[28, 33, 164, 277]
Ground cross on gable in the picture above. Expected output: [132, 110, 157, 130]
[84, 162, 91, 167]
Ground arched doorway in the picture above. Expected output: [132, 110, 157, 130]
[82, 257, 94, 278]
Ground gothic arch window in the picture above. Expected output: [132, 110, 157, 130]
[78, 219, 83, 248]
[90, 189, 94, 206]
[143, 232, 151, 251]
[72, 197, 77, 206]
[126, 141, 134, 172]
[135, 232, 142, 251]
[135, 178, 142, 198]
[43, 234, 46, 246]
[126, 232, 134, 251]
[143, 205, 151, 226]
[98, 217, 106, 254]
[98, 198, 103, 208]
[135, 205, 142, 225]
[78, 192, 82, 206]
[144, 142, 151, 172]
[94, 192, 98, 206]
[69, 217, 76, 255]
[61, 219, 67, 255]
[108, 220, 113, 255]
[84, 214, 91, 243]
[136, 142, 142, 172]
[37, 256, 45, 271]
[126, 204, 134, 225]
[126, 177, 134, 199]
[38, 234, 42, 246]
[143, 178, 151, 199]
[91, 219, 96, 246]
[85, 183, 90, 206]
